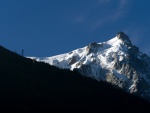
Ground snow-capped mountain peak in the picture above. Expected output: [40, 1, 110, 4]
[28, 32, 150, 101]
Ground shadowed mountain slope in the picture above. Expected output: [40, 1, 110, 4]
[0, 45, 150, 113]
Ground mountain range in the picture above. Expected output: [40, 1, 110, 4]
[29, 32, 150, 101]
[1, 32, 150, 112]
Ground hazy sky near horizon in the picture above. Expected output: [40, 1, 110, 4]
[0, 0, 150, 57]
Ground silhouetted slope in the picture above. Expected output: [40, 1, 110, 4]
[0, 45, 150, 113]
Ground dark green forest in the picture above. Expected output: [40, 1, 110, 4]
[0, 45, 150, 113]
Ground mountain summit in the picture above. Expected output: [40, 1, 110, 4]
[29, 32, 150, 101]
[117, 32, 132, 45]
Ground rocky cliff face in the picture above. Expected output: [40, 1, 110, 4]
[28, 32, 150, 101]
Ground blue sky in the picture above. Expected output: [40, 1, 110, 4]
[0, 0, 150, 57]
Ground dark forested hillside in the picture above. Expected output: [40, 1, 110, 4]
[0, 45, 150, 113]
